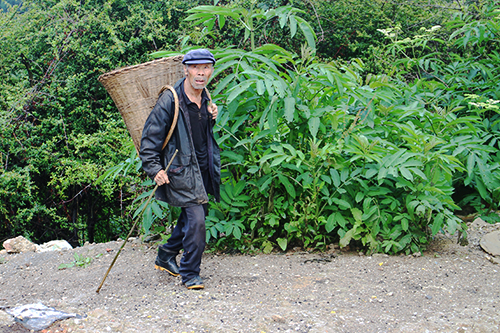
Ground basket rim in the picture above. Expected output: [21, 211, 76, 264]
[98, 55, 184, 82]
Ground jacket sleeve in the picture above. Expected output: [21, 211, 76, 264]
[139, 91, 174, 180]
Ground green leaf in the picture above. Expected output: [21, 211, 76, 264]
[142, 206, 153, 234]
[218, 14, 226, 29]
[226, 80, 255, 103]
[308, 117, 320, 138]
[351, 208, 362, 223]
[210, 226, 218, 239]
[289, 15, 297, 37]
[339, 228, 354, 248]
[467, 153, 475, 177]
[326, 213, 337, 233]
[277, 237, 287, 251]
[399, 167, 413, 181]
[295, 16, 316, 50]
[270, 155, 288, 167]
[335, 212, 347, 228]
[265, 78, 275, 96]
[151, 201, 163, 218]
[231, 115, 249, 133]
[333, 198, 351, 210]
[221, 150, 244, 162]
[330, 169, 341, 187]
[278, 174, 296, 198]
[401, 218, 409, 232]
[233, 181, 245, 196]
[212, 74, 235, 96]
[355, 192, 364, 203]
[431, 213, 444, 236]
[220, 190, 232, 204]
[256, 80, 266, 95]
[284, 97, 295, 122]
[233, 225, 242, 239]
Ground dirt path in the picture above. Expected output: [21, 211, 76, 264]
[1, 227, 499, 333]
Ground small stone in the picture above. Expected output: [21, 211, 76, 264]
[413, 252, 422, 257]
[373, 253, 389, 257]
[469, 217, 490, 230]
[2, 236, 36, 253]
[271, 314, 286, 323]
[480, 230, 500, 256]
[37, 240, 73, 252]
[387, 292, 394, 296]
[485, 255, 500, 265]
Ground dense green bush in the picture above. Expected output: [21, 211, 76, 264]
[149, 0, 499, 254]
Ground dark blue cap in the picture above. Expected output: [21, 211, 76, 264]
[182, 49, 216, 65]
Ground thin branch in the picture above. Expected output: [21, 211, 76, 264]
[304, 0, 325, 42]
[59, 184, 92, 205]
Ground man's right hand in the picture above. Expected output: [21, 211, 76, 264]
[154, 170, 169, 186]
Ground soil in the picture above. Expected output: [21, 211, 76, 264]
[1, 220, 499, 333]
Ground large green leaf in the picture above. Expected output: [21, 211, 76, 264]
[284, 96, 296, 122]
[295, 16, 316, 50]
[278, 174, 296, 198]
[308, 117, 320, 138]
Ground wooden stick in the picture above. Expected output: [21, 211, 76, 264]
[96, 149, 178, 293]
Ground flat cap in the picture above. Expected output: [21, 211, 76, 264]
[182, 49, 216, 65]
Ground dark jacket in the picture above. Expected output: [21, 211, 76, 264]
[140, 78, 221, 207]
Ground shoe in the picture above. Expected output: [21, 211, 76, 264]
[184, 276, 204, 290]
[154, 246, 179, 277]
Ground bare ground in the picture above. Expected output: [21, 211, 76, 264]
[0, 222, 499, 333]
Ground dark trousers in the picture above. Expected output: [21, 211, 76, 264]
[162, 203, 207, 283]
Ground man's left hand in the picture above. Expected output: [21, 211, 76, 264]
[208, 103, 218, 120]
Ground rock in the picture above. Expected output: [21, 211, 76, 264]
[271, 314, 286, 323]
[469, 217, 490, 230]
[37, 240, 73, 252]
[480, 231, 500, 256]
[3, 302, 85, 331]
[2, 236, 36, 253]
[485, 255, 500, 265]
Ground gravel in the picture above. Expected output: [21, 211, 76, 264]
[1, 228, 499, 333]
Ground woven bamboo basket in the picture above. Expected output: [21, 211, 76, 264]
[98, 55, 184, 152]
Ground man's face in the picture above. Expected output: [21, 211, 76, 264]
[184, 63, 214, 90]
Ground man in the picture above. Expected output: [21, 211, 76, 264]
[140, 49, 221, 289]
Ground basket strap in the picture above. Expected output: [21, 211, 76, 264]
[157, 85, 213, 151]
[204, 87, 213, 108]
[159, 85, 179, 150]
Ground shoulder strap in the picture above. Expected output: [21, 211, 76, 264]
[157, 85, 212, 151]
[158, 85, 179, 150]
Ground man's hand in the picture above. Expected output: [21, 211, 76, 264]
[208, 103, 218, 119]
[154, 170, 169, 186]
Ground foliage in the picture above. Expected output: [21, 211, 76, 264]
[184, 1, 317, 51]
[58, 252, 102, 269]
[150, 0, 499, 254]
